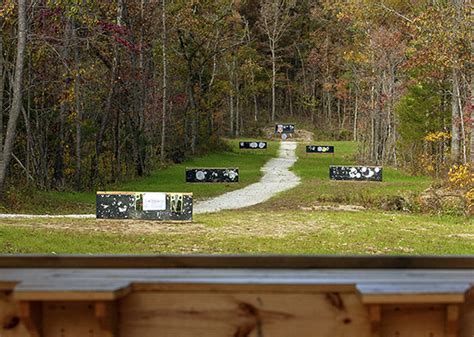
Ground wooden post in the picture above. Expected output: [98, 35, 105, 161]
[368, 304, 381, 337]
[446, 304, 460, 337]
[95, 301, 118, 337]
[19, 301, 42, 337]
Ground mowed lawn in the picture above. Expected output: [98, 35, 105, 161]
[2, 139, 278, 214]
[0, 139, 472, 255]
[256, 141, 433, 211]
[0, 209, 472, 254]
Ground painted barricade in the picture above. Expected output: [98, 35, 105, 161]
[186, 168, 239, 183]
[306, 145, 334, 153]
[96, 191, 193, 221]
[239, 141, 267, 149]
[329, 165, 382, 181]
[275, 124, 295, 134]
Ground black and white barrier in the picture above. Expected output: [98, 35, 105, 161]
[275, 124, 295, 134]
[239, 141, 267, 149]
[329, 166, 383, 181]
[186, 168, 239, 183]
[96, 192, 193, 221]
[306, 145, 334, 153]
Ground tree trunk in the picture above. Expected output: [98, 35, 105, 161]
[0, 0, 27, 195]
[451, 68, 461, 163]
[236, 90, 240, 137]
[286, 69, 293, 116]
[353, 92, 358, 141]
[90, 0, 122, 187]
[0, 16, 5, 153]
[296, 44, 308, 116]
[457, 80, 467, 163]
[72, 22, 82, 191]
[53, 19, 71, 190]
[271, 47, 276, 121]
[451, 0, 463, 163]
[327, 91, 332, 129]
[229, 93, 234, 136]
[253, 93, 258, 123]
[187, 75, 197, 154]
[113, 107, 121, 181]
[136, 0, 146, 176]
[160, 0, 167, 164]
[471, 65, 474, 164]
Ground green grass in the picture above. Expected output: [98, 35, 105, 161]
[0, 138, 471, 255]
[0, 209, 471, 254]
[255, 141, 432, 211]
[2, 139, 278, 214]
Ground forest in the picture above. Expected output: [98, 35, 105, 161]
[0, 0, 472, 197]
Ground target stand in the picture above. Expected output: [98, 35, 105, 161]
[185, 168, 239, 183]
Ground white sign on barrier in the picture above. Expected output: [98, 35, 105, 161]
[143, 192, 167, 211]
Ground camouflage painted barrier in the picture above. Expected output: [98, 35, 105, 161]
[96, 191, 193, 221]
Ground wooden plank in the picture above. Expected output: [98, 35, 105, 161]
[1, 268, 474, 291]
[381, 304, 446, 337]
[0, 281, 17, 290]
[361, 293, 466, 304]
[97, 192, 193, 196]
[0, 292, 29, 337]
[19, 301, 42, 337]
[131, 283, 355, 293]
[42, 302, 102, 337]
[120, 291, 370, 337]
[13, 280, 131, 301]
[1, 255, 474, 269]
[446, 304, 460, 337]
[95, 301, 118, 337]
[368, 304, 381, 337]
[357, 283, 470, 304]
[460, 287, 474, 336]
[13, 289, 129, 301]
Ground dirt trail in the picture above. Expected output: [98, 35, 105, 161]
[194, 141, 300, 214]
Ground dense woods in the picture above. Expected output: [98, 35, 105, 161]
[0, 0, 472, 195]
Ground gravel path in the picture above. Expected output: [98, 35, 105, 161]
[0, 141, 300, 218]
[194, 141, 300, 214]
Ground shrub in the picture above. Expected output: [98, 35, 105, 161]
[447, 164, 474, 215]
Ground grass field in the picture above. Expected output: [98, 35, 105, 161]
[0, 138, 472, 255]
[2, 139, 278, 214]
[256, 141, 432, 211]
[1, 209, 471, 254]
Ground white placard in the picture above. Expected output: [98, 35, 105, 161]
[143, 192, 167, 211]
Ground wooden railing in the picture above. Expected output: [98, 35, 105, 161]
[1, 255, 473, 336]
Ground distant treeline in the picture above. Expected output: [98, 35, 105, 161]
[0, 0, 471, 194]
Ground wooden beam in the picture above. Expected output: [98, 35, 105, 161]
[446, 304, 460, 337]
[95, 301, 118, 337]
[0, 281, 17, 290]
[368, 304, 381, 337]
[361, 293, 466, 304]
[19, 301, 42, 337]
[357, 283, 469, 304]
[132, 282, 355, 293]
[14, 285, 131, 301]
[1, 255, 474, 269]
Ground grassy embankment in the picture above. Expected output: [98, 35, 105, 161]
[1, 139, 472, 255]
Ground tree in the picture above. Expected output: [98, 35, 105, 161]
[160, 0, 167, 164]
[0, 0, 27, 195]
[259, 0, 294, 122]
